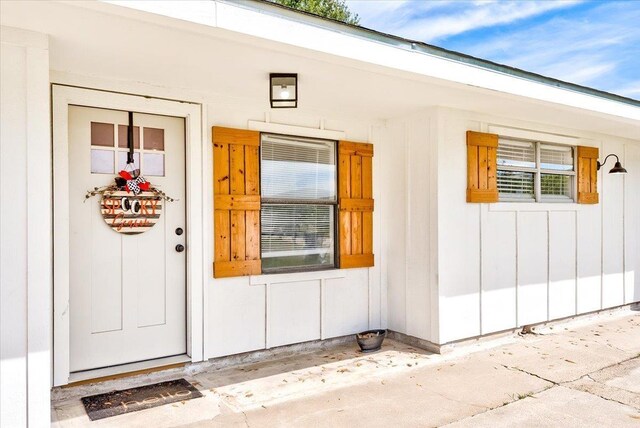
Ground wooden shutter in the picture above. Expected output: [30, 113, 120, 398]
[577, 146, 599, 204]
[213, 126, 261, 278]
[338, 141, 374, 268]
[467, 131, 498, 203]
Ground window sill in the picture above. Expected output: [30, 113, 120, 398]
[489, 202, 580, 212]
[249, 269, 346, 286]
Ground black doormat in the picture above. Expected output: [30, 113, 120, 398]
[81, 378, 203, 421]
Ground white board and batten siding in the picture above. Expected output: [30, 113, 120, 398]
[436, 109, 640, 344]
[625, 143, 640, 304]
[382, 111, 439, 343]
[205, 111, 383, 359]
[0, 27, 51, 428]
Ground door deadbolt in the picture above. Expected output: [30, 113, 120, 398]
[175, 244, 185, 253]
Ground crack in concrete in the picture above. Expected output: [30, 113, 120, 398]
[499, 364, 559, 386]
[241, 410, 251, 427]
[439, 383, 555, 427]
[425, 389, 488, 411]
[500, 357, 640, 413]
[564, 382, 638, 409]
[603, 342, 630, 354]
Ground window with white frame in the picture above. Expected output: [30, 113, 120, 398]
[497, 138, 575, 202]
[260, 134, 337, 272]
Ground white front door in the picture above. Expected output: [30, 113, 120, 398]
[68, 106, 186, 372]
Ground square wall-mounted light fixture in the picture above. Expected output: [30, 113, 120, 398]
[270, 73, 297, 108]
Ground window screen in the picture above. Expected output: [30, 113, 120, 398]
[261, 134, 337, 271]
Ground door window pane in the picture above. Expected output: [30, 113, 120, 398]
[144, 153, 165, 176]
[144, 127, 165, 151]
[118, 125, 140, 149]
[91, 149, 114, 174]
[117, 151, 140, 171]
[91, 122, 114, 147]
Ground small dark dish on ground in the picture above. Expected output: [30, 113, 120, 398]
[356, 329, 386, 353]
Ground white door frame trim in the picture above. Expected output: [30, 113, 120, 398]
[52, 85, 204, 386]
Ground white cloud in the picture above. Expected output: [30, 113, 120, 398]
[614, 84, 640, 98]
[456, 3, 640, 91]
[347, 0, 579, 42]
[400, 1, 579, 42]
[347, 0, 640, 97]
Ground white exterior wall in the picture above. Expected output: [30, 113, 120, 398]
[0, 27, 51, 428]
[383, 111, 439, 343]
[1, 1, 639, 424]
[436, 108, 640, 344]
[204, 106, 385, 359]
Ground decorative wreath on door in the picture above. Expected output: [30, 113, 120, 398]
[84, 112, 176, 235]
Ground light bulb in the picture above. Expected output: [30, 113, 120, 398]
[280, 85, 289, 99]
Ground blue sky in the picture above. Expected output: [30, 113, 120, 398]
[345, 0, 640, 99]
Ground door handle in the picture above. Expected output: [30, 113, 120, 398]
[175, 244, 185, 253]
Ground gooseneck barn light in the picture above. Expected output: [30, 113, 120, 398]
[270, 73, 297, 108]
[597, 154, 628, 174]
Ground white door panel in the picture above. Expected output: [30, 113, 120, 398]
[69, 106, 186, 372]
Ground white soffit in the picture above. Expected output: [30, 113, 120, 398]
[98, 0, 640, 122]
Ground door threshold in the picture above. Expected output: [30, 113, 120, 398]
[66, 355, 191, 387]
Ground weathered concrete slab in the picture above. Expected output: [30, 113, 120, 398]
[444, 386, 640, 428]
[51, 311, 640, 428]
[592, 356, 640, 393]
[565, 357, 640, 410]
[486, 314, 640, 384]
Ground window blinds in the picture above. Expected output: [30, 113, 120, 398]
[497, 170, 535, 199]
[261, 134, 336, 201]
[260, 134, 337, 271]
[261, 205, 334, 270]
[497, 139, 535, 168]
[540, 144, 573, 171]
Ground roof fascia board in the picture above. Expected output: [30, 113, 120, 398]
[89, 1, 639, 122]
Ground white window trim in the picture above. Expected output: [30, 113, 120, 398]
[248, 119, 346, 141]
[488, 125, 579, 146]
[249, 269, 346, 286]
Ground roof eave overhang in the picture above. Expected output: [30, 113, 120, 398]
[74, 0, 640, 123]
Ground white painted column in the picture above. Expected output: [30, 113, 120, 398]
[0, 26, 51, 428]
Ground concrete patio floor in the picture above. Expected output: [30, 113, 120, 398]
[52, 308, 640, 427]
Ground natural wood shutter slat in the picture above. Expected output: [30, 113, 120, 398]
[213, 126, 261, 278]
[577, 145, 599, 204]
[467, 131, 499, 203]
[338, 140, 374, 268]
